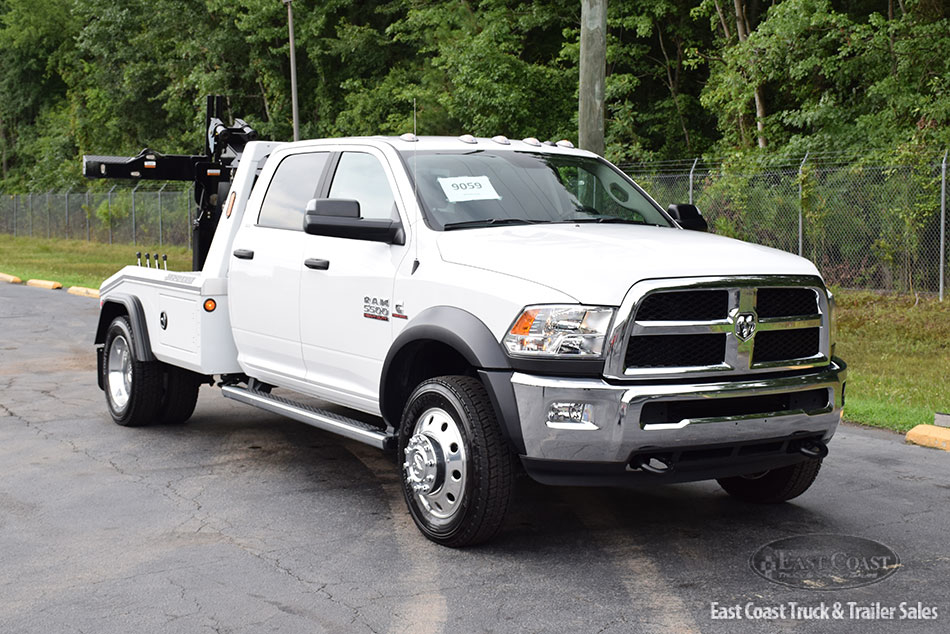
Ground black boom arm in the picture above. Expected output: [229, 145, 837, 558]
[82, 96, 259, 270]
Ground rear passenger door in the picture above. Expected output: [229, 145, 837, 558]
[229, 151, 330, 386]
[298, 149, 409, 413]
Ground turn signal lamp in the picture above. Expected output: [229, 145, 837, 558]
[203, 298, 217, 312]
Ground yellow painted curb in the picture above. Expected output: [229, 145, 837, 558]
[67, 286, 100, 299]
[26, 279, 63, 290]
[0, 272, 22, 284]
[906, 424, 950, 451]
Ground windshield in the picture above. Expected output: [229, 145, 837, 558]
[399, 150, 672, 230]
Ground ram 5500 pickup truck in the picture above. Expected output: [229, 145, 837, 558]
[92, 132, 846, 546]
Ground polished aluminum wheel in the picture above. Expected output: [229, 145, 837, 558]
[403, 407, 467, 526]
[106, 334, 132, 411]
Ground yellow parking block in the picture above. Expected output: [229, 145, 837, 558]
[26, 279, 63, 290]
[0, 272, 22, 284]
[67, 286, 100, 299]
[906, 424, 950, 451]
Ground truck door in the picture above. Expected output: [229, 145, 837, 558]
[229, 151, 330, 386]
[299, 150, 409, 414]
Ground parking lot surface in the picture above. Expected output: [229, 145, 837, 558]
[1, 282, 948, 633]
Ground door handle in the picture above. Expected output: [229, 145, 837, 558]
[233, 249, 254, 260]
[304, 258, 330, 270]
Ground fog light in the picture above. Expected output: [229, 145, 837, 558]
[546, 402, 598, 430]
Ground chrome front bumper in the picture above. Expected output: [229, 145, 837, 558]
[510, 359, 846, 465]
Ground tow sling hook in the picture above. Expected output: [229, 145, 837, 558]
[632, 455, 673, 474]
[798, 440, 829, 459]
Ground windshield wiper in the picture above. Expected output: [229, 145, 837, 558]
[569, 216, 646, 225]
[443, 218, 543, 231]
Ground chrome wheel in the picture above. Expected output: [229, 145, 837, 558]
[403, 407, 467, 527]
[106, 334, 132, 411]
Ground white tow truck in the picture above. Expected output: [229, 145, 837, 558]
[88, 104, 846, 546]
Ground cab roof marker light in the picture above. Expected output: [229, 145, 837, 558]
[400, 133, 419, 142]
[522, 137, 542, 147]
[556, 140, 575, 149]
[491, 135, 510, 145]
[458, 134, 477, 144]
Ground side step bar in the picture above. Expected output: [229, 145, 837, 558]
[221, 385, 394, 451]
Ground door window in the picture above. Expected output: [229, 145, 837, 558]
[328, 152, 397, 220]
[258, 152, 329, 230]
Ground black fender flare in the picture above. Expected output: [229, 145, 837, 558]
[94, 294, 156, 362]
[379, 307, 526, 454]
[383, 306, 510, 378]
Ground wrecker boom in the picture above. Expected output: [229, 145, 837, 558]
[82, 96, 259, 270]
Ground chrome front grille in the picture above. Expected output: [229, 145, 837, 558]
[623, 333, 726, 368]
[755, 287, 819, 318]
[604, 276, 831, 380]
[752, 328, 820, 363]
[635, 290, 729, 321]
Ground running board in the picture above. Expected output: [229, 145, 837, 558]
[221, 385, 394, 451]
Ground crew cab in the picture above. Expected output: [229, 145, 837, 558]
[93, 134, 846, 546]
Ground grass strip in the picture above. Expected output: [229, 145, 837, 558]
[835, 290, 950, 433]
[0, 234, 191, 289]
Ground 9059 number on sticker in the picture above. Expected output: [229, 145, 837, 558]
[451, 181, 482, 191]
[437, 175, 501, 202]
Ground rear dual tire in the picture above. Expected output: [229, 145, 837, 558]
[103, 316, 201, 427]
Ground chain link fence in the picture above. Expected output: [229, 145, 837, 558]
[0, 185, 194, 249]
[621, 155, 948, 297]
[1, 155, 948, 296]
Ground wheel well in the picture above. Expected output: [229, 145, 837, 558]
[382, 340, 476, 428]
[95, 301, 129, 345]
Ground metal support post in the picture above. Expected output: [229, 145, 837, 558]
[46, 190, 51, 239]
[131, 182, 140, 245]
[158, 183, 167, 247]
[940, 150, 947, 301]
[107, 185, 116, 244]
[12, 194, 16, 237]
[689, 157, 699, 205]
[28, 193, 32, 236]
[64, 186, 72, 239]
[85, 192, 90, 241]
[283, 0, 300, 141]
[798, 152, 808, 257]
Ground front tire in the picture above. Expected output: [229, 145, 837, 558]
[103, 316, 164, 427]
[398, 376, 513, 547]
[717, 459, 822, 503]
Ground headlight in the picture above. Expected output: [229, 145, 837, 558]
[503, 305, 615, 357]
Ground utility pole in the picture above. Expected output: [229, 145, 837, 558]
[579, 0, 607, 156]
[283, 0, 300, 141]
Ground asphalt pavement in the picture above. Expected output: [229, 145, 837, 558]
[1, 281, 948, 633]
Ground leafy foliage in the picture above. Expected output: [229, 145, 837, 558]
[0, 0, 947, 190]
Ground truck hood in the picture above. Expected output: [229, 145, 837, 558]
[436, 224, 821, 304]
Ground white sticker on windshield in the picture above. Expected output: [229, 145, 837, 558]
[437, 176, 501, 203]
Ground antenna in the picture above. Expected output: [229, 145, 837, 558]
[412, 98, 420, 272]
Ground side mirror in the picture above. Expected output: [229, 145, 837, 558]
[667, 203, 708, 232]
[305, 198, 360, 218]
[304, 198, 405, 245]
